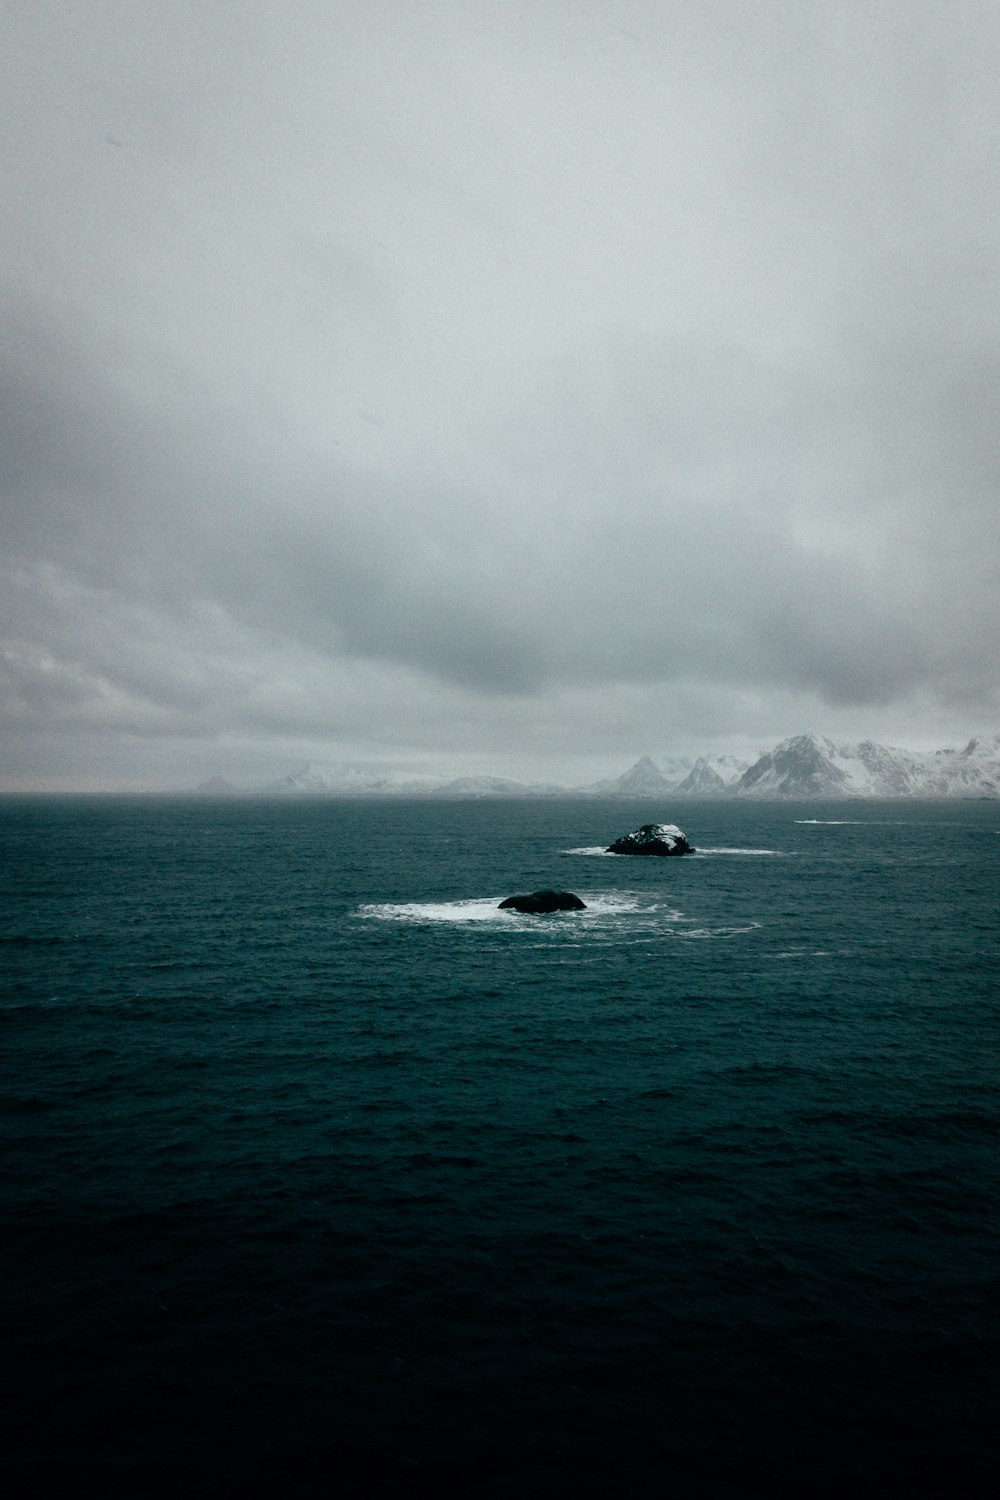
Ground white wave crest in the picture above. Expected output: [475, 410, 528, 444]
[794, 819, 864, 825]
[357, 897, 510, 924]
[676, 922, 762, 940]
[356, 892, 683, 926]
[694, 847, 788, 856]
[568, 844, 787, 858]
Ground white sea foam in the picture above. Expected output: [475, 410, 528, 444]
[584, 894, 688, 920]
[774, 947, 855, 959]
[357, 897, 509, 924]
[694, 847, 788, 856]
[568, 844, 786, 857]
[795, 819, 864, 825]
[356, 892, 683, 926]
[676, 922, 762, 940]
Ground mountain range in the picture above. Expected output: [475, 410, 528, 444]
[194, 733, 1000, 799]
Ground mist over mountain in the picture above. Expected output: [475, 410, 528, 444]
[197, 734, 1000, 799]
[581, 755, 680, 798]
[261, 764, 450, 796]
[258, 764, 565, 798]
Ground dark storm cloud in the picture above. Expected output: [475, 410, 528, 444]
[2, 1, 1000, 785]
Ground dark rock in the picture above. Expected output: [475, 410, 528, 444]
[498, 889, 587, 913]
[606, 822, 694, 856]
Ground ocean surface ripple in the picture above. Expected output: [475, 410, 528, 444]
[2, 796, 998, 1495]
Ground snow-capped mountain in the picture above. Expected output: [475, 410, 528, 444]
[257, 763, 558, 797]
[582, 755, 681, 796]
[732, 734, 1000, 799]
[191, 776, 240, 796]
[673, 758, 726, 796]
[734, 735, 853, 797]
[261, 762, 450, 795]
[197, 735, 1000, 799]
[923, 736, 1000, 796]
[580, 738, 1000, 800]
[673, 755, 749, 796]
[433, 774, 558, 797]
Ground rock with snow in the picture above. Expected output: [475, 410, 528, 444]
[498, 889, 587, 913]
[606, 822, 694, 856]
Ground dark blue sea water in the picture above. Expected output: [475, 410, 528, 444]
[2, 796, 998, 1496]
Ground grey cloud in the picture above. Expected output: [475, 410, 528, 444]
[2, 1, 999, 786]
[1, 304, 987, 727]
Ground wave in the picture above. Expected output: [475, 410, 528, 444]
[566, 845, 787, 857]
[795, 819, 915, 827]
[675, 922, 763, 940]
[358, 897, 511, 924]
[354, 896, 761, 944]
[356, 893, 684, 927]
[773, 947, 855, 959]
[693, 847, 788, 856]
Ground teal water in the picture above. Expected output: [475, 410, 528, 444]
[2, 796, 998, 1495]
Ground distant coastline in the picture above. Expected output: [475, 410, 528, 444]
[178, 732, 1000, 801]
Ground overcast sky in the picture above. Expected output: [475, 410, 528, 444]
[3, 0, 999, 788]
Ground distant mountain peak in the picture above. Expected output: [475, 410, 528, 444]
[203, 732, 1000, 801]
[961, 734, 1000, 758]
[673, 757, 726, 796]
[733, 733, 1000, 798]
[607, 757, 680, 795]
[191, 775, 239, 795]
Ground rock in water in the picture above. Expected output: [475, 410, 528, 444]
[606, 822, 694, 856]
[498, 889, 587, 913]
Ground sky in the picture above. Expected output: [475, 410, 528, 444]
[2, 0, 999, 789]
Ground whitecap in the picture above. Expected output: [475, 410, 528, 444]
[581, 894, 685, 920]
[774, 947, 854, 959]
[795, 819, 864, 825]
[356, 892, 684, 927]
[357, 897, 508, 924]
[568, 844, 788, 858]
[694, 847, 788, 857]
[675, 922, 762, 940]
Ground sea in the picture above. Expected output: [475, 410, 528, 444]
[2, 795, 998, 1497]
